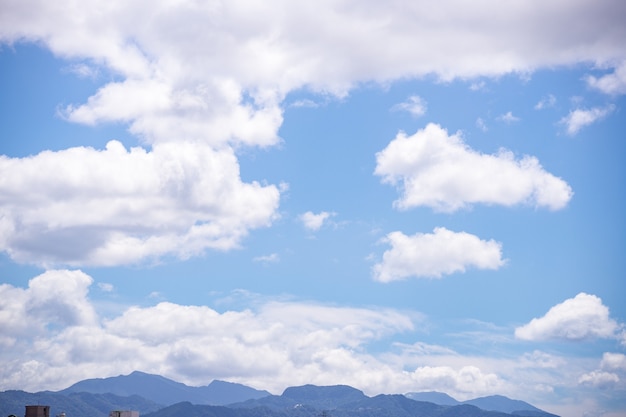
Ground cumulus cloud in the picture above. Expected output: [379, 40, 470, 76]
[0, 270, 420, 394]
[372, 228, 505, 282]
[0, 141, 280, 267]
[515, 293, 623, 342]
[578, 371, 619, 389]
[299, 211, 335, 232]
[559, 105, 615, 135]
[0, 0, 621, 266]
[0, 270, 97, 346]
[587, 62, 626, 95]
[374, 123, 573, 212]
[601, 353, 626, 372]
[1, 270, 614, 403]
[392, 95, 427, 117]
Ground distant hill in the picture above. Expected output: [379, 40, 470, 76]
[227, 385, 518, 417]
[462, 396, 558, 417]
[59, 371, 270, 406]
[405, 391, 460, 406]
[405, 392, 556, 417]
[2, 372, 559, 417]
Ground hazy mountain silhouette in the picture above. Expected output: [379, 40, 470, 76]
[229, 385, 528, 417]
[59, 370, 270, 406]
[2, 373, 559, 417]
[463, 396, 558, 417]
[406, 392, 557, 417]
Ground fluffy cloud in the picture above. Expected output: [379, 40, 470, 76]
[559, 105, 615, 135]
[1, 270, 619, 404]
[515, 293, 622, 342]
[372, 228, 504, 282]
[0, 270, 97, 347]
[0, 270, 418, 394]
[374, 123, 573, 212]
[601, 353, 626, 372]
[392, 95, 427, 117]
[0, 0, 621, 265]
[578, 371, 619, 389]
[299, 211, 335, 232]
[0, 141, 280, 266]
[587, 62, 626, 95]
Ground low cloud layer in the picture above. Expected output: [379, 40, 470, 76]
[374, 124, 573, 212]
[372, 228, 504, 282]
[0, 269, 587, 402]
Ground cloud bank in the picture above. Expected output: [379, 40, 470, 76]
[374, 124, 573, 212]
[4, 270, 601, 403]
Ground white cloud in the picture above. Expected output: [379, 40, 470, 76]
[408, 365, 505, 396]
[97, 282, 114, 292]
[470, 81, 486, 91]
[253, 253, 280, 264]
[374, 123, 573, 212]
[0, 270, 420, 394]
[559, 105, 615, 135]
[0, 141, 280, 267]
[534, 94, 556, 110]
[497, 111, 520, 123]
[515, 293, 622, 342]
[587, 62, 626, 95]
[0, 0, 621, 266]
[578, 371, 619, 389]
[2, 270, 621, 406]
[601, 353, 626, 372]
[372, 228, 505, 282]
[392, 95, 427, 117]
[0, 270, 97, 346]
[299, 211, 335, 232]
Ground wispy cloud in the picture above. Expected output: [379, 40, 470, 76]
[534, 94, 556, 110]
[391, 95, 427, 117]
[97, 282, 114, 292]
[497, 111, 520, 123]
[559, 105, 615, 135]
[253, 253, 280, 264]
[476, 117, 488, 132]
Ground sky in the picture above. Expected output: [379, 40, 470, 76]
[0, 1, 625, 417]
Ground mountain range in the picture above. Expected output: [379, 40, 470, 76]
[0, 371, 558, 417]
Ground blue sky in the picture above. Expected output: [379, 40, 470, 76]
[1, 1, 625, 417]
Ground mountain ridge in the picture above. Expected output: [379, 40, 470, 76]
[59, 370, 270, 406]
[1, 372, 558, 417]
